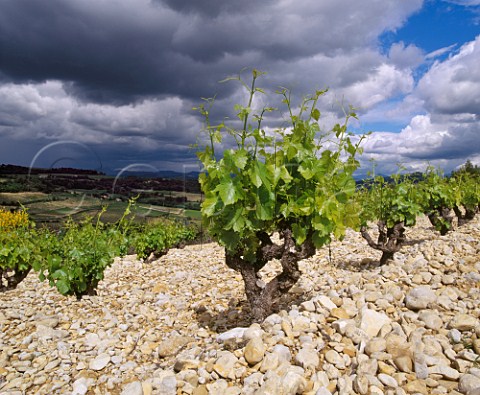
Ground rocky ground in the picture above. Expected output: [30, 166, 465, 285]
[0, 215, 479, 395]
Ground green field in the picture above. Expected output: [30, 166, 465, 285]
[1, 191, 201, 228]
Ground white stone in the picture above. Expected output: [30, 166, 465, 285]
[216, 327, 247, 343]
[418, 310, 443, 330]
[295, 348, 319, 370]
[72, 378, 91, 395]
[448, 329, 462, 343]
[272, 344, 292, 362]
[378, 373, 398, 388]
[428, 365, 460, 380]
[405, 286, 436, 310]
[120, 381, 143, 395]
[315, 295, 337, 311]
[89, 354, 110, 371]
[459, 374, 480, 394]
[315, 387, 332, 395]
[360, 309, 391, 338]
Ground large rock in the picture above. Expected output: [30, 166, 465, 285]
[405, 286, 436, 310]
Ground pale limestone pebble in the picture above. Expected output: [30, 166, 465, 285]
[455, 359, 474, 374]
[151, 369, 177, 394]
[458, 350, 479, 362]
[315, 387, 333, 395]
[314, 295, 337, 311]
[359, 308, 391, 338]
[413, 352, 429, 380]
[243, 324, 264, 341]
[244, 337, 266, 365]
[405, 286, 437, 311]
[403, 379, 429, 394]
[120, 381, 143, 395]
[157, 334, 194, 358]
[472, 339, 480, 356]
[271, 344, 292, 363]
[357, 357, 378, 376]
[311, 371, 330, 389]
[242, 371, 264, 394]
[369, 385, 385, 395]
[216, 327, 247, 343]
[458, 374, 480, 394]
[256, 368, 307, 395]
[449, 329, 463, 344]
[88, 354, 110, 371]
[344, 324, 370, 345]
[291, 314, 313, 333]
[418, 310, 444, 330]
[365, 337, 387, 356]
[429, 365, 461, 380]
[295, 347, 319, 370]
[259, 352, 279, 373]
[300, 300, 316, 312]
[353, 374, 370, 395]
[212, 351, 238, 380]
[336, 376, 353, 395]
[449, 314, 478, 331]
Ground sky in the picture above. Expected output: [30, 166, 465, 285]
[0, 0, 479, 177]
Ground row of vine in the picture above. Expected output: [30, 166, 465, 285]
[0, 202, 197, 297]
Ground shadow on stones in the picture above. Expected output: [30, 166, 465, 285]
[334, 237, 429, 271]
[334, 258, 382, 272]
[403, 238, 429, 246]
[194, 291, 313, 332]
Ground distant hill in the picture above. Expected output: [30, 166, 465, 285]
[113, 169, 201, 179]
[0, 164, 104, 176]
[0, 164, 202, 180]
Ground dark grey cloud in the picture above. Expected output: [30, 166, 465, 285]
[0, 0, 422, 103]
[5, 0, 478, 175]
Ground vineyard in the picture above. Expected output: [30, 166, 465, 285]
[0, 201, 198, 295]
[1, 70, 480, 394]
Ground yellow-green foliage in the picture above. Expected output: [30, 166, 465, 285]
[0, 209, 30, 230]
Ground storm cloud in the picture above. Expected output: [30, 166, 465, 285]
[0, 0, 479, 174]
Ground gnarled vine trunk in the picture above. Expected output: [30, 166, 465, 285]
[453, 206, 477, 226]
[360, 221, 405, 265]
[427, 207, 455, 235]
[225, 229, 315, 322]
[0, 267, 32, 292]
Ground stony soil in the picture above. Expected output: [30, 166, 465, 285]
[0, 215, 479, 395]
